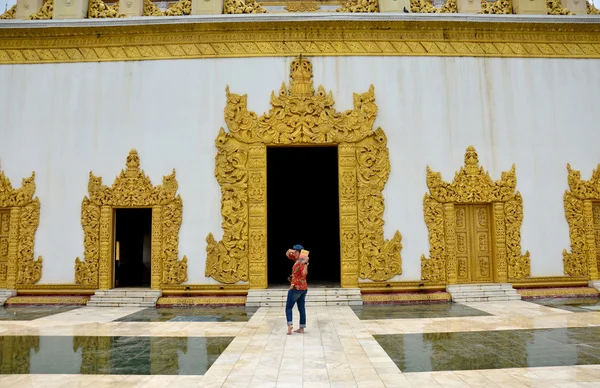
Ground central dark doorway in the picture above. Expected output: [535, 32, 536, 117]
[114, 208, 152, 288]
[267, 146, 341, 287]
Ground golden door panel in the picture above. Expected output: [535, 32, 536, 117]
[0, 209, 9, 285]
[593, 202, 600, 270]
[454, 204, 494, 283]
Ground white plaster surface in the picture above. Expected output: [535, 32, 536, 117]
[0, 56, 599, 283]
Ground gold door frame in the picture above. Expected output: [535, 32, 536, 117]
[421, 146, 531, 284]
[563, 163, 600, 279]
[0, 165, 43, 288]
[74, 150, 188, 290]
[204, 56, 402, 289]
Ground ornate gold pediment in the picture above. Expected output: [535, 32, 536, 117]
[421, 146, 530, 284]
[207, 55, 402, 287]
[0, 164, 43, 287]
[563, 163, 600, 279]
[75, 150, 187, 289]
[426, 146, 517, 204]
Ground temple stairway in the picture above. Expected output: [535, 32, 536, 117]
[0, 289, 16, 306]
[246, 288, 362, 307]
[87, 289, 162, 307]
[447, 283, 521, 303]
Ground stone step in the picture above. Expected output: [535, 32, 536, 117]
[246, 288, 363, 307]
[87, 289, 162, 307]
[0, 289, 16, 298]
[246, 300, 363, 307]
[447, 283, 521, 303]
[0, 297, 9, 306]
[87, 301, 157, 308]
[248, 290, 361, 297]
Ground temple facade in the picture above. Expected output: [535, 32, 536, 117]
[0, 6, 600, 303]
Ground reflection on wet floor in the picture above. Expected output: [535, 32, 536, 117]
[351, 303, 491, 320]
[0, 335, 233, 375]
[116, 306, 257, 322]
[375, 327, 600, 372]
[0, 306, 77, 321]
[530, 297, 600, 312]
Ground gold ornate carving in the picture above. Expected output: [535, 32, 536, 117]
[411, 0, 457, 13]
[2, 20, 600, 64]
[157, 296, 246, 305]
[0, 165, 43, 288]
[88, 0, 124, 18]
[28, 0, 53, 19]
[224, 0, 267, 13]
[74, 150, 187, 289]
[285, 2, 320, 11]
[588, 0, 600, 13]
[421, 146, 530, 284]
[517, 287, 599, 297]
[480, 0, 512, 14]
[563, 164, 600, 279]
[6, 296, 90, 305]
[207, 56, 402, 288]
[362, 292, 451, 303]
[0, 4, 16, 18]
[163, 0, 190, 15]
[336, 0, 378, 12]
[547, 0, 572, 14]
[144, 0, 164, 15]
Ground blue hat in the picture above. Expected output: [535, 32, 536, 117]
[292, 244, 304, 251]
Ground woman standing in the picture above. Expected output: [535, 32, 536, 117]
[285, 244, 308, 335]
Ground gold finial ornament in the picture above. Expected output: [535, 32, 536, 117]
[289, 55, 315, 97]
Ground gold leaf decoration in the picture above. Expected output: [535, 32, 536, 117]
[0, 165, 43, 287]
[88, 0, 125, 17]
[547, 0, 572, 14]
[410, 0, 457, 12]
[208, 55, 402, 287]
[588, 0, 600, 13]
[74, 149, 187, 289]
[336, 0, 378, 12]
[285, 2, 320, 11]
[224, 0, 266, 14]
[421, 146, 530, 283]
[143, 0, 164, 15]
[563, 163, 600, 279]
[480, 0, 512, 14]
[163, 0, 190, 15]
[28, 0, 53, 19]
[0, 4, 16, 18]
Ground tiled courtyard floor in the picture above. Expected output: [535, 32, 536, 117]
[1, 300, 600, 387]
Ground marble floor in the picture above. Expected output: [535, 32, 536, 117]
[1, 299, 600, 387]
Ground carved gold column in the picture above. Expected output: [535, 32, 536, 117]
[6, 208, 19, 289]
[248, 144, 267, 289]
[443, 203, 458, 284]
[98, 206, 113, 289]
[583, 201, 599, 280]
[339, 144, 359, 288]
[492, 202, 508, 282]
[151, 206, 162, 290]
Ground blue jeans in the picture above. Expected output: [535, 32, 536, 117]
[285, 289, 307, 328]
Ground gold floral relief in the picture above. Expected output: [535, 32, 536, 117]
[74, 150, 187, 289]
[421, 146, 530, 284]
[207, 55, 402, 288]
[0, 4, 16, 18]
[563, 163, 600, 279]
[0, 165, 43, 288]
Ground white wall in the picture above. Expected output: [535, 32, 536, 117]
[0, 56, 599, 284]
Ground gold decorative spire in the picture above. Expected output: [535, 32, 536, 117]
[289, 54, 314, 97]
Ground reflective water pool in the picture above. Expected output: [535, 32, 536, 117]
[352, 303, 490, 320]
[0, 306, 77, 321]
[531, 297, 600, 312]
[0, 336, 233, 375]
[116, 307, 257, 322]
[375, 327, 600, 372]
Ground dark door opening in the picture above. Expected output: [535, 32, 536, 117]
[114, 208, 152, 288]
[267, 146, 341, 287]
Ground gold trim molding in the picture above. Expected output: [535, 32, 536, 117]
[421, 146, 531, 284]
[563, 163, 600, 279]
[6, 296, 90, 305]
[156, 296, 247, 305]
[74, 149, 188, 290]
[1, 19, 600, 64]
[517, 287, 599, 298]
[362, 292, 451, 303]
[0, 165, 43, 288]
[205, 55, 402, 288]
